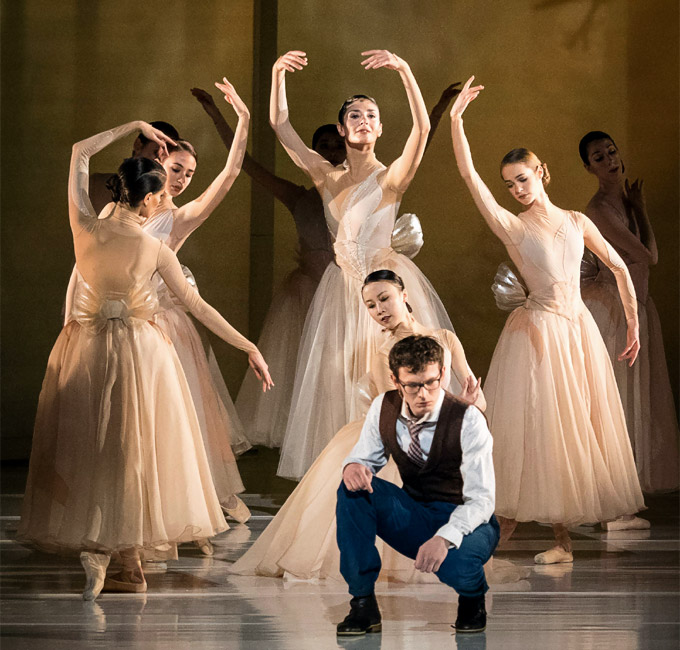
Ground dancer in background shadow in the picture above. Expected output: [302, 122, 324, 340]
[231, 270, 484, 583]
[270, 49, 453, 480]
[18, 117, 271, 601]
[450, 77, 646, 565]
[191, 81, 460, 449]
[578, 130, 679, 495]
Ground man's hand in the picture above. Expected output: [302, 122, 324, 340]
[342, 463, 374, 493]
[414, 535, 449, 573]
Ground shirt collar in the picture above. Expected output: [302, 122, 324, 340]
[399, 389, 445, 425]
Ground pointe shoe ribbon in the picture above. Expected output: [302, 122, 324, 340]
[80, 551, 111, 601]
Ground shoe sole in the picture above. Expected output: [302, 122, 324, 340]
[336, 623, 382, 636]
[455, 626, 486, 634]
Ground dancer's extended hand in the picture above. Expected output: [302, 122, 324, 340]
[625, 178, 646, 213]
[414, 535, 449, 573]
[273, 50, 308, 74]
[248, 349, 274, 392]
[360, 49, 406, 72]
[450, 76, 484, 119]
[459, 376, 482, 405]
[191, 87, 221, 119]
[139, 122, 176, 161]
[618, 323, 640, 367]
[343, 463, 374, 493]
[215, 78, 250, 118]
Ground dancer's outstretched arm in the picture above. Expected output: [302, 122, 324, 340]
[157, 242, 274, 392]
[171, 78, 250, 246]
[582, 216, 640, 365]
[625, 179, 658, 264]
[269, 50, 335, 186]
[450, 77, 524, 245]
[69, 121, 173, 235]
[192, 87, 305, 213]
[363, 50, 430, 193]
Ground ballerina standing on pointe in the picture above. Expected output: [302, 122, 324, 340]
[270, 49, 453, 480]
[578, 130, 679, 494]
[18, 119, 272, 601]
[450, 77, 646, 564]
[191, 82, 461, 449]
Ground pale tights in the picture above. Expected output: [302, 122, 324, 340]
[498, 516, 573, 552]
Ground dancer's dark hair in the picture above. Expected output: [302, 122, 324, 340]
[338, 94, 379, 124]
[500, 148, 550, 186]
[362, 269, 413, 313]
[167, 138, 198, 163]
[312, 124, 342, 151]
[137, 120, 180, 146]
[389, 335, 444, 377]
[107, 157, 167, 207]
[578, 130, 624, 172]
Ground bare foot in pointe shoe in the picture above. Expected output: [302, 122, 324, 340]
[534, 546, 573, 565]
[194, 538, 214, 556]
[80, 551, 111, 601]
[602, 515, 650, 531]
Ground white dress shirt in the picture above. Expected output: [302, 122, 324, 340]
[343, 390, 495, 549]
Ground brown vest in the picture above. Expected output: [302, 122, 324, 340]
[378, 389, 466, 504]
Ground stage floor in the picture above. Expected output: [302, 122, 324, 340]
[1, 458, 678, 650]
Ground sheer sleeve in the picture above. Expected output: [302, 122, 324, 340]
[68, 121, 142, 236]
[580, 213, 638, 325]
[156, 242, 257, 354]
[439, 329, 486, 412]
[451, 117, 524, 246]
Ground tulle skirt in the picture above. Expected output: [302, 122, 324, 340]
[278, 252, 453, 480]
[18, 319, 228, 554]
[582, 281, 679, 493]
[154, 306, 247, 502]
[485, 301, 645, 525]
[236, 268, 319, 448]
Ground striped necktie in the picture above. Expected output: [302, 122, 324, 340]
[400, 417, 428, 468]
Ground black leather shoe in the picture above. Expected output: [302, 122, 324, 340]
[454, 594, 486, 633]
[336, 594, 382, 636]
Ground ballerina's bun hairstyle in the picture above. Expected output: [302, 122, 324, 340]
[362, 269, 413, 313]
[137, 120, 179, 146]
[107, 157, 167, 207]
[500, 148, 551, 186]
[338, 94, 379, 124]
[388, 335, 444, 377]
[578, 130, 624, 172]
[167, 138, 198, 163]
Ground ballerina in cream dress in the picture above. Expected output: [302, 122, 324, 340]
[231, 270, 485, 583]
[18, 119, 272, 600]
[578, 131, 679, 494]
[450, 78, 646, 564]
[271, 50, 453, 480]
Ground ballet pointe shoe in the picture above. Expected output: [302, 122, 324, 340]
[602, 515, 650, 532]
[194, 538, 214, 556]
[80, 551, 111, 601]
[103, 549, 147, 594]
[534, 546, 574, 565]
[223, 496, 251, 524]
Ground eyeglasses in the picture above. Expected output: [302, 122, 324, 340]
[397, 371, 442, 395]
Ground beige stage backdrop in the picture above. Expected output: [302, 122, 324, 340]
[1, 0, 678, 459]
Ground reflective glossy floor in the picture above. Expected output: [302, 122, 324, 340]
[1, 457, 678, 650]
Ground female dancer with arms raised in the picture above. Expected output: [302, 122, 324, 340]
[578, 131, 679, 494]
[450, 78, 645, 563]
[271, 49, 452, 479]
[142, 79, 256, 534]
[232, 269, 482, 581]
[18, 119, 272, 600]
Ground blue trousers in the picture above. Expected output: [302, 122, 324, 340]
[336, 477, 500, 598]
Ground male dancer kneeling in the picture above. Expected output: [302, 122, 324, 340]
[336, 335, 499, 635]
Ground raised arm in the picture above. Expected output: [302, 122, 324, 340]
[450, 77, 524, 245]
[365, 50, 429, 193]
[442, 330, 486, 412]
[425, 82, 462, 151]
[69, 121, 173, 235]
[625, 178, 658, 264]
[269, 51, 334, 185]
[171, 79, 250, 245]
[582, 215, 640, 365]
[191, 87, 305, 214]
[156, 243, 273, 391]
